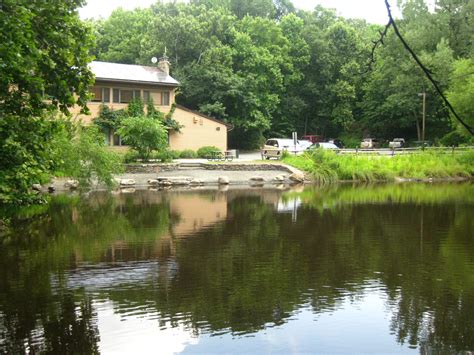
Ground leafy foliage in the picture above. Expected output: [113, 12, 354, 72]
[0, 115, 58, 204]
[446, 58, 474, 135]
[92, 0, 473, 147]
[51, 120, 123, 188]
[0, 0, 94, 116]
[0, 0, 99, 204]
[197, 146, 222, 158]
[117, 116, 168, 161]
[179, 149, 198, 158]
[93, 105, 128, 131]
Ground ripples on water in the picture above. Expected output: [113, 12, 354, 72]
[0, 184, 473, 353]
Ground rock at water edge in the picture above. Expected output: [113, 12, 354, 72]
[120, 179, 136, 186]
[218, 176, 230, 185]
[147, 179, 160, 186]
[64, 179, 79, 189]
[289, 172, 305, 183]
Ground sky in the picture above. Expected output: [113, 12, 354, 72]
[79, 0, 402, 24]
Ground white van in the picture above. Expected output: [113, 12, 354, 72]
[261, 138, 305, 159]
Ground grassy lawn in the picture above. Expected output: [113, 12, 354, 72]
[283, 150, 474, 183]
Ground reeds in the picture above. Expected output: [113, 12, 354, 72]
[283, 149, 474, 183]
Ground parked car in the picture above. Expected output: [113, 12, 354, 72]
[328, 139, 344, 148]
[262, 138, 305, 159]
[389, 138, 405, 148]
[308, 142, 340, 150]
[298, 139, 313, 150]
[360, 138, 380, 149]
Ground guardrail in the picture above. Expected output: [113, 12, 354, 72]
[338, 146, 474, 156]
[260, 146, 474, 159]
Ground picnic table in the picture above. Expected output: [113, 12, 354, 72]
[207, 150, 234, 162]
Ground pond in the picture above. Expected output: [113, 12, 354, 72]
[0, 183, 473, 353]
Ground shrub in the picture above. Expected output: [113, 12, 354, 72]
[440, 130, 471, 147]
[117, 116, 168, 161]
[123, 150, 140, 163]
[179, 149, 197, 158]
[197, 146, 221, 158]
[153, 150, 174, 163]
[0, 115, 58, 204]
[169, 150, 181, 159]
[339, 134, 362, 148]
[51, 121, 123, 189]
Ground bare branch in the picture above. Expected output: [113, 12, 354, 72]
[384, 0, 473, 135]
[361, 20, 392, 75]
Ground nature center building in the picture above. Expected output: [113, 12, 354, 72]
[73, 57, 230, 151]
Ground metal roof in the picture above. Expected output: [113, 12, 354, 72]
[90, 61, 179, 86]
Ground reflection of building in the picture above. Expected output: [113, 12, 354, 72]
[157, 193, 228, 256]
[66, 192, 229, 290]
[168, 194, 227, 237]
[74, 189, 300, 266]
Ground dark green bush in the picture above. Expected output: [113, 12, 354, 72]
[440, 131, 471, 147]
[123, 150, 140, 163]
[179, 149, 197, 158]
[153, 150, 175, 163]
[169, 150, 181, 159]
[197, 146, 221, 158]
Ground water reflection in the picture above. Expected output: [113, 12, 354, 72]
[0, 184, 473, 353]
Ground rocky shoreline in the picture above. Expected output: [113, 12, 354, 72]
[33, 161, 470, 195]
[35, 162, 307, 193]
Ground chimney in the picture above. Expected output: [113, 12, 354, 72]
[158, 53, 170, 75]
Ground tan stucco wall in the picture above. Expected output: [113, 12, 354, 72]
[169, 107, 227, 151]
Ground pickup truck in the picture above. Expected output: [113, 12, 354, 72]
[389, 138, 405, 148]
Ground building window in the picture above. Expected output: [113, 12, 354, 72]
[133, 90, 141, 99]
[91, 87, 102, 102]
[113, 88, 120, 103]
[120, 89, 133, 103]
[102, 88, 110, 103]
[160, 91, 170, 106]
[91, 87, 111, 103]
[143, 90, 150, 102]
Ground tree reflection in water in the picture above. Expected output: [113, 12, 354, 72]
[0, 184, 472, 352]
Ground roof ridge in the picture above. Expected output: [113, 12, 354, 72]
[175, 104, 233, 129]
[90, 60, 179, 86]
[91, 60, 165, 73]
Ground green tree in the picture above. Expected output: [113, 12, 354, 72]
[0, 0, 96, 204]
[447, 58, 474, 135]
[117, 117, 168, 161]
[0, 0, 94, 116]
[51, 121, 122, 188]
[94, 8, 153, 64]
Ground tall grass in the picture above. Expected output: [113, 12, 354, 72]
[283, 149, 474, 183]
